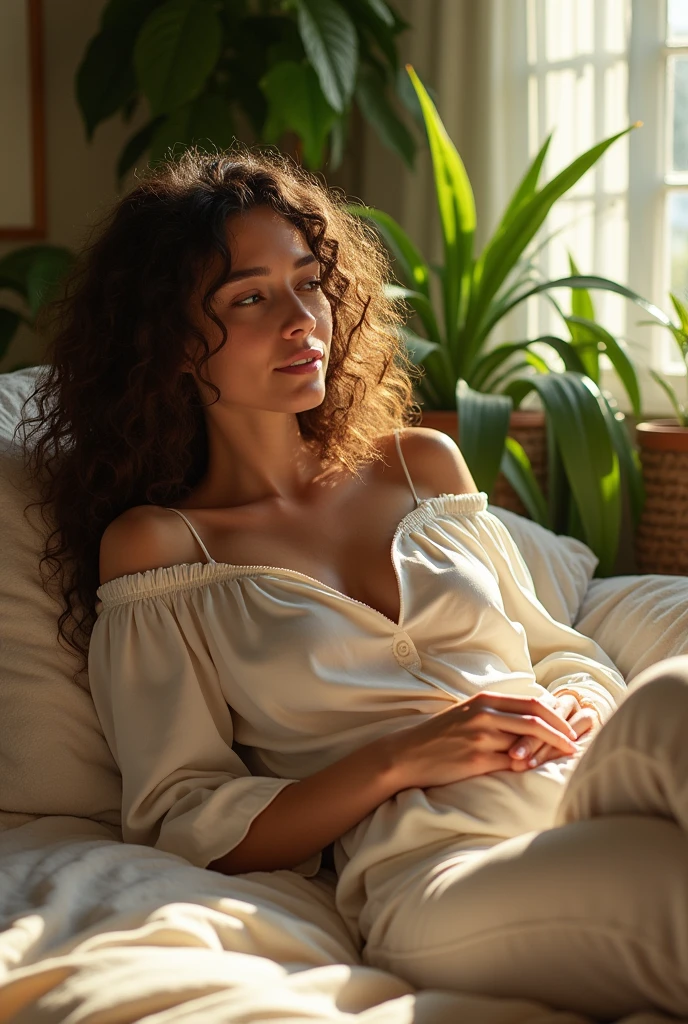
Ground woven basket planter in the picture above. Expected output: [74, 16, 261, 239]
[419, 409, 547, 518]
[635, 420, 688, 575]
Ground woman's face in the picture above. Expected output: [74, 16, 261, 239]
[188, 205, 333, 412]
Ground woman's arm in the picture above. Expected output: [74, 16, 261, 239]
[208, 735, 400, 874]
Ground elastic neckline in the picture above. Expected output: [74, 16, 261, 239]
[96, 490, 488, 610]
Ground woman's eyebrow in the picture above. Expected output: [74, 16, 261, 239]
[223, 253, 317, 285]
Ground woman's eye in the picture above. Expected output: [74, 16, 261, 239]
[233, 279, 322, 308]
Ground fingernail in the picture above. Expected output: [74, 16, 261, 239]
[512, 745, 528, 758]
[528, 757, 538, 767]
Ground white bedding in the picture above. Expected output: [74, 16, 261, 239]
[0, 816, 684, 1023]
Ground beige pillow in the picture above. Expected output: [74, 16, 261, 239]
[0, 368, 121, 835]
[575, 574, 688, 681]
[488, 504, 598, 626]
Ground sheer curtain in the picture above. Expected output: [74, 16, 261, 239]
[333, 0, 530, 319]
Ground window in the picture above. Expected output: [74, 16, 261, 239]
[664, 0, 688, 370]
[521, 0, 686, 413]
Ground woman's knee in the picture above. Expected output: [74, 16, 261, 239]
[605, 656, 688, 748]
[628, 655, 688, 696]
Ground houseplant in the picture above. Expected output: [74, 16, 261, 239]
[634, 293, 688, 573]
[346, 63, 672, 575]
[3, 0, 423, 368]
[76, 0, 420, 182]
[0, 245, 74, 373]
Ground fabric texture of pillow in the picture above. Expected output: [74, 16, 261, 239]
[0, 368, 121, 835]
[488, 504, 598, 626]
[574, 574, 688, 681]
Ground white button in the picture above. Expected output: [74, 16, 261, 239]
[392, 632, 420, 669]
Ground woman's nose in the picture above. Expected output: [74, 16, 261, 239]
[281, 293, 317, 333]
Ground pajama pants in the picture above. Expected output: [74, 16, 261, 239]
[359, 655, 688, 1019]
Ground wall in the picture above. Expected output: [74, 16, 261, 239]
[0, 0, 147, 372]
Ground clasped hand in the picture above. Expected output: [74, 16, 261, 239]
[391, 690, 603, 790]
[507, 691, 602, 771]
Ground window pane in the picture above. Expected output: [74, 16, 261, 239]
[669, 56, 688, 171]
[668, 0, 688, 43]
[668, 191, 688, 303]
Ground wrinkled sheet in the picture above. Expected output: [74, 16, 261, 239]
[0, 816, 682, 1024]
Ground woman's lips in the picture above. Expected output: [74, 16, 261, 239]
[274, 357, 323, 374]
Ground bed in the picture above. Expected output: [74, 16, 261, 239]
[2, 366, 687, 1024]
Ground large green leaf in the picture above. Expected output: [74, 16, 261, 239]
[346, 0, 398, 72]
[25, 249, 75, 317]
[0, 309, 22, 360]
[481, 273, 674, 342]
[455, 379, 512, 496]
[499, 437, 550, 527]
[564, 252, 599, 380]
[0, 246, 74, 315]
[649, 369, 687, 425]
[383, 284, 440, 343]
[149, 94, 236, 163]
[493, 133, 553, 237]
[599, 393, 646, 525]
[355, 64, 415, 168]
[76, 0, 159, 140]
[503, 372, 620, 574]
[405, 65, 475, 358]
[362, 0, 395, 26]
[260, 61, 338, 169]
[76, 29, 136, 140]
[344, 204, 430, 296]
[670, 292, 688, 337]
[134, 0, 222, 116]
[466, 125, 638, 358]
[471, 335, 587, 391]
[294, 0, 358, 114]
[565, 314, 641, 416]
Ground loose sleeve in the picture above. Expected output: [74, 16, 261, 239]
[475, 511, 628, 724]
[87, 593, 311, 873]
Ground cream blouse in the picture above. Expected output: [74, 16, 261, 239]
[89, 431, 627, 943]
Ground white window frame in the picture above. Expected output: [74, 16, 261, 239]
[602, 0, 685, 413]
[512, 0, 684, 416]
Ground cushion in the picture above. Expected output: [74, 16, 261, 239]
[488, 504, 598, 626]
[0, 368, 121, 834]
[574, 574, 688, 681]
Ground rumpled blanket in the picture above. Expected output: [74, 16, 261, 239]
[0, 816, 682, 1023]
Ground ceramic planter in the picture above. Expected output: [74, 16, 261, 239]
[635, 420, 688, 574]
[418, 409, 547, 517]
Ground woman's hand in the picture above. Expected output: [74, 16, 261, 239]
[507, 692, 602, 771]
[386, 691, 579, 791]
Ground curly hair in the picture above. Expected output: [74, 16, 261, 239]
[13, 143, 424, 677]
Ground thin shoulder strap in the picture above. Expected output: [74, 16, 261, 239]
[163, 507, 216, 565]
[394, 428, 422, 507]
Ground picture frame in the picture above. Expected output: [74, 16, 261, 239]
[0, 0, 46, 240]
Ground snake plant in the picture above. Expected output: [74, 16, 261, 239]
[346, 63, 673, 575]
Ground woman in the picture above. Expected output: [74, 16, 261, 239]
[17, 145, 688, 1018]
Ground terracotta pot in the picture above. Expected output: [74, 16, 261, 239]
[635, 419, 688, 574]
[419, 408, 547, 517]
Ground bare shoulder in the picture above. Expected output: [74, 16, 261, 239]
[99, 504, 190, 585]
[394, 426, 479, 497]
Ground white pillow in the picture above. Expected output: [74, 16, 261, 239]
[488, 504, 598, 626]
[574, 574, 688, 681]
[0, 368, 121, 835]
